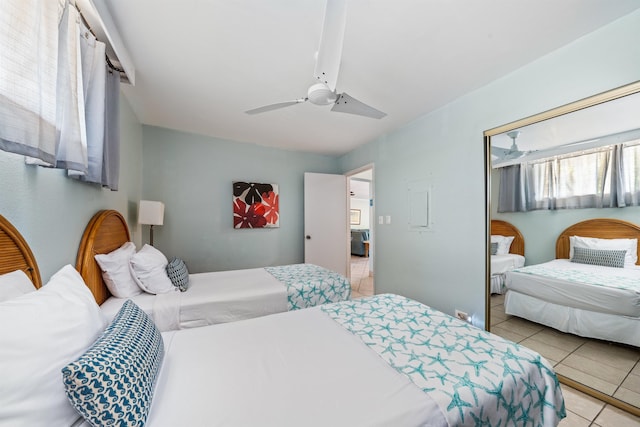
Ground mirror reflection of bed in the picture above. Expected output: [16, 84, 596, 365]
[489, 220, 525, 295]
[486, 83, 640, 414]
[490, 218, 640, 407]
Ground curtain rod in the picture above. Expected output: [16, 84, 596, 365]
[74, 2, 125, 74]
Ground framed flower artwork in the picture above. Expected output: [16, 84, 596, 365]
[232, 181, 280, 228]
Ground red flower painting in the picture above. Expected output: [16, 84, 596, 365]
[233, 182, 279, 229]
[261, 190, 279, 225]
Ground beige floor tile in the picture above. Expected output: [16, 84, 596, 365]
[497, 316, 545, 337]
[520, 337, 570, 365]
[593, 404, 640, 427]
[528, 328, 586, 353]
[632, 363, 640, 376]
[490, 325, 527, 344]
[359, 277, 374, 293]
[623, 373, 640, 393]
[614, 387, 640, 408]
[561, 384, 606, 422]
[562, 353, 629, 386]
[558, 410, 593, 427]
[490, 310, 509, 325]
[554, 365, 618, 396]
[492, 303, 506, 314]
[350, 256, 373, 298]
[491, 294, 505, 307]
[575, 341, 640, 372]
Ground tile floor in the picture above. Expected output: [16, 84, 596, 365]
[491, 293, 640, 426]
[350, 255, 373, 298]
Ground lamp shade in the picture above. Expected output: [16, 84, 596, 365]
[138, 200, 164, 225]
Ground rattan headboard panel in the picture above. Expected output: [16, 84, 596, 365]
[0, 214, 42, 287]
[76, 210, 131, 304]
[490, 220, 525, 256]
[555, 218, 640, 263]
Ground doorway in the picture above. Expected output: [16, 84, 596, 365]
[347, 166, 374, 298]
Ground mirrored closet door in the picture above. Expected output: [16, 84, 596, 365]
[484, 81, 640, 416]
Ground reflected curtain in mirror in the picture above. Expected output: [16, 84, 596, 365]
[498, 142, 640, 212]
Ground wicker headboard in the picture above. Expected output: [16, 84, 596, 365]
[556, 218, 640, 264]
[76, 210, 131, 304]
[0, 214, 42, 288]
[490, 220, 525, 256]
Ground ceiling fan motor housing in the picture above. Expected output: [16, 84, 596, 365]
[308, 82, 337, 105]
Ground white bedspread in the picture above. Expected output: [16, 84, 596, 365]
[505, 259, 640, 317]
[150, 307, 443, 427]
[490, 253, 525, 274]
[100, 268, 288, 331]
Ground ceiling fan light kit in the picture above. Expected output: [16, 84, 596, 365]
[308, 83, 338, 105]
[492, 130, 527, 163]
[245, 0, 386, 119]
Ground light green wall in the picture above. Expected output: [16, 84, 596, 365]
[0, 94, 144, 281]
[338, 10, 640, 328]
[491, 168, 640, 265]
[140, 126, 339, 273]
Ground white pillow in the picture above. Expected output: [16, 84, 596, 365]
[491, 235, 515, 255]
[94, 241, 143, 298]
[0, 264, 106, 427]
[129, 244, 175, 294]
[0, 270, 37, 302]
[569, 235, 638, 267]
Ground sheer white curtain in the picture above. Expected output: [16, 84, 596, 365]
[68, 28, 106, 182]
[0, 0, 62, 163]
[498, 142, 640, 212]
[1, 0, 120, 189]
[51, 3, 87, 172]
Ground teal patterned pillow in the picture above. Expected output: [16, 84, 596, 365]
[571, 246, 626, 268]
[62, 300, 164, 427]
[490, 242, 499, 255]
[166, 257, 190, 291]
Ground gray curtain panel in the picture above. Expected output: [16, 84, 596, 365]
[498, 144, 637, 212]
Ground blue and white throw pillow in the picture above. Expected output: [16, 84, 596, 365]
[166, 257, 190, 291]
[490, 242, 499, 255]
[62, 300, 164, 427]
[571, 246, 626, 268]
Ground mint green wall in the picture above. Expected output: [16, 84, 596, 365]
[491, 168, 640, 266]
[338, 10, 640, 328]
[141, 126, 339, 273]
[0, 94, 144, 281]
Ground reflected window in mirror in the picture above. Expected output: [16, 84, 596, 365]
[497, 138, 640, 212]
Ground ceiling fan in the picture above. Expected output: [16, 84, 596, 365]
[492, 131, 527, 161]
[245, 0, 386, 119]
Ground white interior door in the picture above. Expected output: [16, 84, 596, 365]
[304, 172, 348, 276]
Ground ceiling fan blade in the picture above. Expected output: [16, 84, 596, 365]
[313, 0, 347, 91]
[491, 146, 510, 159]
[245, 99, 307, 115]
[331, 93, 386, 119]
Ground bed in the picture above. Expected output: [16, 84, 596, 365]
[504, 218, 640, 347]
[0, 214, 41, 286]
[76, 209, 351, 330]
[490, 220, 525, 294]
[0, 213, 566, 426]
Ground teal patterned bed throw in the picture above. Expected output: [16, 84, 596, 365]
[265, 263, 351, 310]
[322, 294, 566, 426]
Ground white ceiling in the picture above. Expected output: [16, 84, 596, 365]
[491, 89, 640, 167]
[350, 179, 370, 200]
[97, 0, 640, 156]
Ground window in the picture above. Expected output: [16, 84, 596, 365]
[498, 140, 640, 212]
[0, 0, 120, 190]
